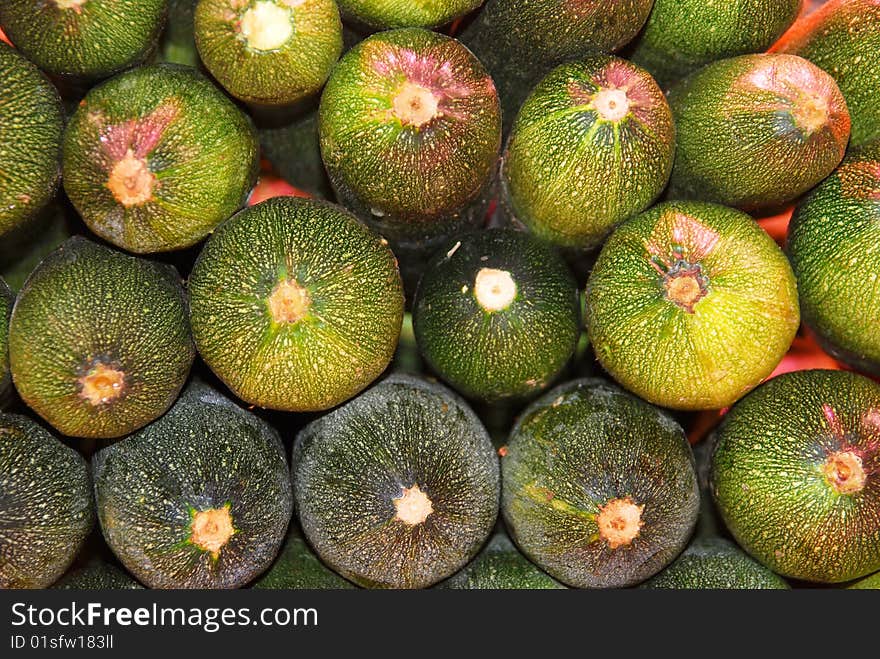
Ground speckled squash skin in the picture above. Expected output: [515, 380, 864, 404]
[93, 381, 293, 589]
[787, 141, 880, 375]
[460, 0, 654, 133]
[318, 28, 501, 250]
[8, 237, 195, 439]
[773, 0, 880, 147]
[188, 197, 404, 412]
[0, 0, 167, 79]
[848, 570, 880, 589]
[293, 374, 500, 589]
[667, 53, 850, 209]
[253, 525, 355, 589]
[62, 64, 259, 254]
[436, 531, 565, 589]
[711, 370, 880, 583]
[0, 279, 12, 403]
[502, 378, 700, 589]
[631, 0, 801, 89]
[0, 43, 64, 239]
[501, 55, 675, 250]
[0, 413, 94, 589]
[195, 0, 342, 106]
[412, 229, 580, 402]
[52, 561, 143, 589]
[586, 202, 800, 410]
[338, 0, 482, 29]
[640, 537, 790, 589]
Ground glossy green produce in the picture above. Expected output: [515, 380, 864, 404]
[63, 64, 259, 254]
[437, 531, 565, 589]
[0, 0, 167, 79]
[502, 55, 675, 249]
[460, 0, 654, 132]
[188, 197, 403, 412]
[253, 526, 355, 589]
[668, 53, 850, 209]
[0, 413, 94, 589]
[160, 0, 199, 67]
[0, 279, 12, 403]
[94, 382, 293, 589]
[631, 0, 801, 88]
[0, 43, 64, 238]
[413, 229, 580, 402]
[293, 374, 500, 589]
[787, 141, 880, 375]
[711, 370, 880, 583]
[586, 202, 800, 410]
[53, 561, 143, 589]
[640, 537, 789, 589]
[318, 28, 501, 251]
[8, 237, 195, 439]
[502, 378, 700, 588]
[773, 0, 880, 147]
[848, 571, 880, 589]
[338, 0, 482, 29]
[195, 0, 342, 106]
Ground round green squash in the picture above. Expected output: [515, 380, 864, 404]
[0, 0, 167, 80]
[667, 53, 851, 210]
[711, 369, 880, 583]
[293, 374, 500, 589]
[318, 28, 501, 250]
[640, 537, 790, 589]
[502, 55, 675, 250]
[436, 531, 565, 589]
[337, 0, 482, 29]
[0, 43, 64, 239]
[630, 0, 801, 89]
[195, 0, 342, 106]
[62, 64, 259, 254]
[412, 229, 580, 402]
[586, 201, 800, 411]
[188, 197, 404, 412]
[253, 525, 355, 589]
[0, 278, 12, 403]
[848, 571, 880, 590]
[787, 140, 880, 375]
[773, 0, 880, 147]
[502, 378, 700, 589]
[459, 0, 654, 133]
[94, 381, 293, 589]
[53, 560, 143, 589]
[0, 413, 94, 589]
[8, 237, 195, 439]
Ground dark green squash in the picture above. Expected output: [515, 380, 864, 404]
[0, 279, 12, 404]
[160, 0, 199, 67]
[93, 381, 293, 589]
[252, 525, 355, 589]
[337, 0, 482, 29]
[0, 413, 94, 589]
[502, 378, 700, 588]
[53, 560, 143, 590]
[293, 374, 500, 588]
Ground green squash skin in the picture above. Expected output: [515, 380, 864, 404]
[460, 0, 654, 134]
[252, 525, 355, 589]
[711, 370, 880, 583]
[630, 0, 801, 90]
[258, 107, 334, 199]
[436, 531, 565, 589]
[8, 237, 195, 439]
[501, 55, 675, 250]
[293, 374, 500, 589]
[93, 381, 293, 589]
[640, 537, 790, 589]
[667, 53, 850, 210]
[848, 571, 880, 589]
[188, 197, 404, 412]
[338, 0, 482, 29]
[160, 0, 200, 67]
[0, 279, 12, 403]
[318, 28, 501, 249]
[195, 0, 342, 106]
[787, 141, 880, 375]
[0, 413, 94, 589]
[53, 560, 143, 590]
[586, 201, 800, 411]
[62, 64, 259, 254]
[412, 229, 580, 402]
[0, 0, 167, 80]
[0, 43, 65, 239]
[774, 0, 880, 147]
